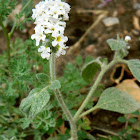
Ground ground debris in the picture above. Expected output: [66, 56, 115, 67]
[102, 17, 119, 27]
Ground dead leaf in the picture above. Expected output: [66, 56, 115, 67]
[60, 122, 67, 134]
[116, 79, 140, 103]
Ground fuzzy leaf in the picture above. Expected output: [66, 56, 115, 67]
[107, 39, 126, 51]
[82, 60, 100, 83]
[20, 118, 31, 129]
[127, 59, 140, 82]
[36, 73, 50, 85]
[20, 88, 50, 118]
[95, 87, 140, 114]
[50, 80, 61, 89]
[33, 109, 55, 130]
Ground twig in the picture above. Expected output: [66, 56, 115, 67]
[97, 134, 111, 140]
[76, 9, 107, 15]
[110, 64, 126, 84]
[93, 126, 119, 136]
[67, 11, 108, 55]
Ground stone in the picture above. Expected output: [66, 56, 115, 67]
[102, 17, 119, 27]
[85, 44, 95, 54]
[136, 10, 140, 17]
[134, 3, 140, 10]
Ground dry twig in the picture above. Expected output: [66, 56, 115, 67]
[67, 11, 108, 55]
[93, 126, 119, 136]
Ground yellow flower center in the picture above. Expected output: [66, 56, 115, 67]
[57, 36, 61, 42]
[54, 11, 57, 14]
[39, 34, 43, 37]
[51, 27, 55, 31]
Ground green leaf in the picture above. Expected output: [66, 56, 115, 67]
[33, 109, 55, 131]
[78, 130, 87, 139]
[82, 60, 101, 83]
[19, 118, 31, 129]
[117, 116, 126, 123]
[80, 118, 91, 130]
[20, 87, 50, 118]
[56, 118, 63, 127]
[128, 118, 137, 123]
[95, 87, 140, 114]
[50, 80, 61, 90]
[0, 0, 18, 20]
[36, 73, 50, 85]
[76, 55, 83, 66]
[107, 39, 126, 51]
[127, 59, 140, 82]
[84, 56, 94, 64]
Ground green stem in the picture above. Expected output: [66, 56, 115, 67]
[21, 0, 33, 13]
[74, 58, 127, 121]
[9, 18, 17, 38]
[0, 19, 10, 62]
[49, 53, 78, 140]
[9, 0, 33, 37]
[78, 106, 98, 120]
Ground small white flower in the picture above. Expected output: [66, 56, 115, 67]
[125, 36, 131, 41]
[52, 33, 68, 47]
[31, 32, 46, 46]
[38, 46, 51, 59]
[44, 23, 64, 34]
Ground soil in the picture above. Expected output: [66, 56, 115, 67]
[0, 0, 140, 139]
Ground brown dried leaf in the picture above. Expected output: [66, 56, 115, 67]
[116, 79, 140, 103]
[60, 122, 67, 134]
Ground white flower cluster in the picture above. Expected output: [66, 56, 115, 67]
[31, 0, 70, 59]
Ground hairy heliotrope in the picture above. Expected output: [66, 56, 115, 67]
[31, 0, 70, 59]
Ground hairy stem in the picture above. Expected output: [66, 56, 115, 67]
[49, 53, 78, 140]
[74, 58, 126, 121]
[0, 19, 10, 62]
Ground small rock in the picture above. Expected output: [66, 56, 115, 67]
[132, 29, 140, 35]
[134, 3, 140, 10]
[118, 5, 126, 15]
[102, 17, 119, 27]
[136, 10, 140, 17]
[85, 44, 95, 54]
[133, 16, 140, 31]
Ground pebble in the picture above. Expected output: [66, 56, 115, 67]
[136, 10, 140, 17]
[134, 3, 140, 10]
[117, 5, 126, 15]
[132, 29, 140, 35]
[85, 44, 95, 54]
[102, 17, 119, 27]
